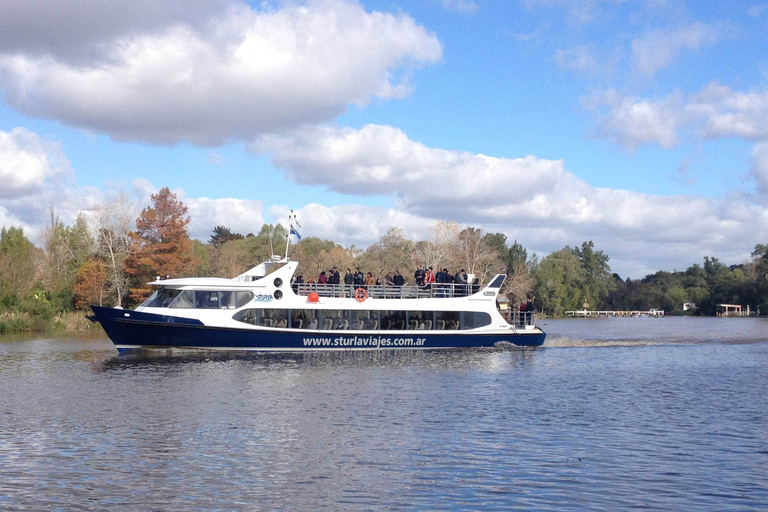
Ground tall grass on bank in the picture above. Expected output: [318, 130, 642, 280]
[0, 311, 96, 334]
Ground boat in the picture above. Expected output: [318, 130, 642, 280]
[89, 254, 545, 352]
[90, 213, 545, 352]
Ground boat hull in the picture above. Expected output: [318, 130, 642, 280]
[91, 306, 545, 352]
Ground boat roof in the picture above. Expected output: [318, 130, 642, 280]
[148, 258, 298, 287]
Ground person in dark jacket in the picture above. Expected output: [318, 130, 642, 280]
[353, 268, 364, 286]
[344, 268, 354, 285]
[414, 265, 426, 287]
[392, 270, 405, 286]
[329, 266, 340, 285]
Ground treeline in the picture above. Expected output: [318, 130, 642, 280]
[1, 187, 767, 332]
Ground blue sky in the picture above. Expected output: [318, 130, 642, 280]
[1, 0, 767, 277]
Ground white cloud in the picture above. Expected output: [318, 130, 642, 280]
[585, 83, 768, 154]
[631, 23, 720, 76]
[688, 83, 768, 140]
[0, 128, 71, 199]
[255, 124, 768, 276]
[0, 0, 442, 145]
[583, 90, 684, 152]
[253, 124, 570, 216]
[186, 197, 265, 240]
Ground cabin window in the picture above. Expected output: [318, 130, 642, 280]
[460, 312, 492, 329]
[145, 289, 253, 309]
[232, 308, 492, 330]
[233, 308, 290, 328]
[143, 288, 182, 308]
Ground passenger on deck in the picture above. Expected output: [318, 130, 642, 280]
[318, 271, 327, 285]
[365, 272, 375, 286]
[385, 272, 394, 286]
[344, 269, 354, 285]
[393, 270, 405, 286]
[414, 265, 426, 287]
[329, 266, 340, 285]
[425, 267, 435, 287]
[353, 268, 364, 286]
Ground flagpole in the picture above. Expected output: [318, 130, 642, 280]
[284, 210, 298, 260]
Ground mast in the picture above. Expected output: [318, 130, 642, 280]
[284, 210, 301, 260]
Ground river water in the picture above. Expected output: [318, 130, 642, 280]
[1, 317, 766, 511]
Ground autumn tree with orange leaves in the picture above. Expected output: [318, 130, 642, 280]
[124, 188, 197, 304]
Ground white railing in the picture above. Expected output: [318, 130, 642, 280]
[291, 283, 481, 299]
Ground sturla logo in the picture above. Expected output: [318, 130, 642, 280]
[253, 294, 273, 302]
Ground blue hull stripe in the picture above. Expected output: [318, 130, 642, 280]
[91, 306, 545, 351]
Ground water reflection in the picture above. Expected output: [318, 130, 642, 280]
[1, 330, 767, 510]
[97, 346, 542, 373]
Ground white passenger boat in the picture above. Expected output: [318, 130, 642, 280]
[90, 255, 545, 352]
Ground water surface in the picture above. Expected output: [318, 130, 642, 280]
[1, 319, 766, 510]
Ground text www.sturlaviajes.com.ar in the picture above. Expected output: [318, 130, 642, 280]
[302, 335, 426, 347]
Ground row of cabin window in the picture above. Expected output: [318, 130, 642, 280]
[232, 309, 492, 330]
[142, 289, 254, 309]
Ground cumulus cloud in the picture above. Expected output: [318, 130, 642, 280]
[0, 0, 231, 64]
[255, 124, 768, 276]
[0, 127, 71, 199]
[253, 124, 570, 217]
[689, 83, 768, 140]
[631, 23, 720, 76]
[581, 90, 685, 152]
[0, 0, 442, 145]
[585, 83, 768, 157]
[186, 197, 265, 240]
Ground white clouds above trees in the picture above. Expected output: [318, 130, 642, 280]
[0, 0, 442, 145]
[0, 128, 70, 198]
[258, 124, 768, 276]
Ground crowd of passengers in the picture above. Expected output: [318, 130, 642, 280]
[290, 265, 480, 293]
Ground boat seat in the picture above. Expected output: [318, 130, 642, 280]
[423, 320, 432, 330]
[436, 320, 445, 330]
[409, 320, 418, 330]
[323, 318, 333, 330]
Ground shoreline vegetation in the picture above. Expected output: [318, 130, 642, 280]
[1, 188, 767, 334]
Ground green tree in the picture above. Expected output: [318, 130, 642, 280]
[43, 212, 94, 309]
[571, 241, 614, 308]
[534, 248, 587, 315]
[0, 226, 37, 303]
[209, 225, 243, 247]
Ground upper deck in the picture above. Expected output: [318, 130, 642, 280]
[291, 282, 482, 299]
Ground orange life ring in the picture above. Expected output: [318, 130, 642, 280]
[354, 287, 368, 302]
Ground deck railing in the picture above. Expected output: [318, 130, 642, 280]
[291, 283, 481, 299]
[501, 310, 536, 327]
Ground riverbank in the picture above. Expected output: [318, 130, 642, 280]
[0, 311, 98, 334]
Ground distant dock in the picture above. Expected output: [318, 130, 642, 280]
[565, 309, 664, 318]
